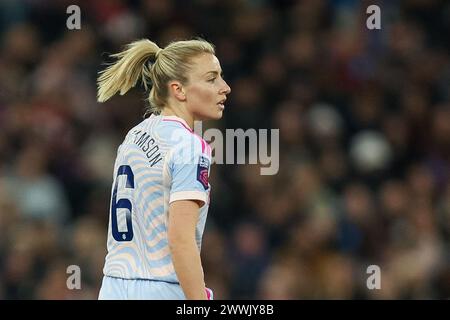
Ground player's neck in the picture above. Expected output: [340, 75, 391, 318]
[161, 107, 194, 130]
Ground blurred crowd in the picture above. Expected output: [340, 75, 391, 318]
[1, 0, 450, 299]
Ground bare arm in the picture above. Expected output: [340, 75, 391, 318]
[168, 200, 207, 300]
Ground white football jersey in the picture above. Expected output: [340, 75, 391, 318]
[103, 114, 212, 283]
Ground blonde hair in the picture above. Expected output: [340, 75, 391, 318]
[97, 38, 215, 114]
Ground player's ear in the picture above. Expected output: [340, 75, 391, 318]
[168, 81, 186, 101]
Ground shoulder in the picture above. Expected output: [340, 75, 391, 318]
[159, 118, 210, 158]
[169, 133, 207, 165]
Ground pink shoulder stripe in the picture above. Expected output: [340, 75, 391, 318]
[163, 119, 208, 154]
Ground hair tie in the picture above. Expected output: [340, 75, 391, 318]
[155, 48, 163, 59]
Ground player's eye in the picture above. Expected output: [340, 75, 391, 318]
[208, 77, 216, 83]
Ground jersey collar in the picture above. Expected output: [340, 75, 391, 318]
[159, 115, 193, 132]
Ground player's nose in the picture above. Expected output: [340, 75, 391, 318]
[220, 79, 231, 95]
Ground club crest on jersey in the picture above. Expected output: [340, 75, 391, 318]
[197, 156, 210, 190]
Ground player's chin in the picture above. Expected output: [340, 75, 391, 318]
[213, 110, 224, 119]
[207, 109, 223, 120]
[200, 107, 223, 121]
[215, 105, 225, 118]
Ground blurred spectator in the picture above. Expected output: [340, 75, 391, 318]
[3, 141, 70, 224]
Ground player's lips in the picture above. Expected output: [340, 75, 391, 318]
[217, 98, 226, 110]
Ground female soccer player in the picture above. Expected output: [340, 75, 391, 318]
[96, 38, 231, 300]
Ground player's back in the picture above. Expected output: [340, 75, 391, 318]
[103, 114, 211, 283]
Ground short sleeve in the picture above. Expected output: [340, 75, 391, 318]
[168, 135, 211, 205]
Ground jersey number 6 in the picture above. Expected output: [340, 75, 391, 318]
[111, 165, 134, 241]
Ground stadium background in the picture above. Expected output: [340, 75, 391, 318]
[0, 0, 449, 299]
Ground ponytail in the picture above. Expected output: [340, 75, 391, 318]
[97, 39, 160, 103]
